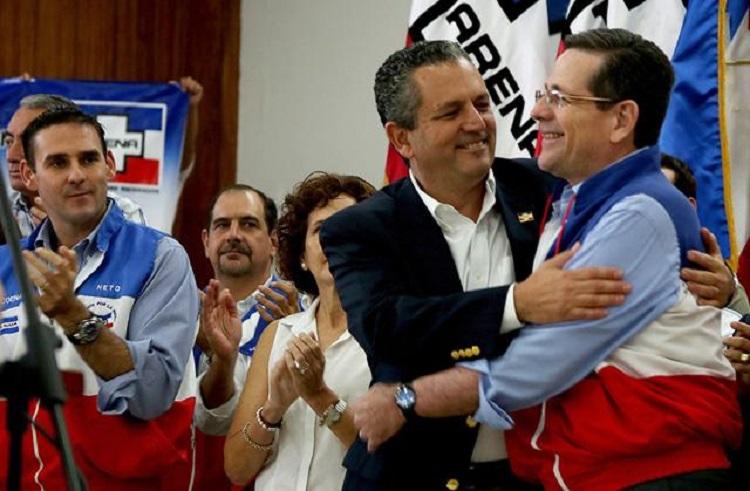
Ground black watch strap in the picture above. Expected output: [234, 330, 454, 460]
[394, 383, 417, 420]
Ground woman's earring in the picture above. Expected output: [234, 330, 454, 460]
[301, 261, 308, 271]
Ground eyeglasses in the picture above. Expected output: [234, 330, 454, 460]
[534, 86, 616, 109]
[1, 131, 12, 148]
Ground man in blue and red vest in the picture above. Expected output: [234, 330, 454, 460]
[0, 107, 199, 489]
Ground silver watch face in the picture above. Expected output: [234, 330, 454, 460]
[323, 400, 348, 427]
[70, 316, 104, 345]
[395, 385, 416, 410]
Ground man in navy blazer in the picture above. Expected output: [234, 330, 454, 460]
[320, 41, 631, 490]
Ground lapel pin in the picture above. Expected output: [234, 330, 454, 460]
[517, 211, 534, 223]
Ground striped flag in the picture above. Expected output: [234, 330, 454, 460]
[660, 0, 750, 263]
[725, 1, 750, 273]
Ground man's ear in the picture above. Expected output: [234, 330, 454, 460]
[202, 229, 210, 258]
[105, 150, 117, 180]
[610, 100, 639, 145]
[20, 159, 38, 192]
[385, 122, 414, 160]
[270, 229, 279, 257]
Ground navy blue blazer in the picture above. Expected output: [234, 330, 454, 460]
[320, 157, 551, 490]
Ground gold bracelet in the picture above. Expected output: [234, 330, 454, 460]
[241, 421, 273, 452]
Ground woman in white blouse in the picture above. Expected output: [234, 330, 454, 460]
[224, 172, 375, 490]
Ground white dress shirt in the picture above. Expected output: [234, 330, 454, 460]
[409, 170, 519, 461]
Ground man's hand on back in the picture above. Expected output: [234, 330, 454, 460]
[514, 243, 631, 324]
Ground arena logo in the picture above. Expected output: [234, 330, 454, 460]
[83, 103, 167, 190]
[88, 300, 118, 329]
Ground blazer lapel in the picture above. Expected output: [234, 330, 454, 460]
[494, 174, 540, 282]
[394, 179, 463, 294]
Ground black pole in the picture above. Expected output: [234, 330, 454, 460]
[0, 167, 84, 491]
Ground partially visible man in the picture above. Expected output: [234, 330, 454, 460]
[352, 29, 741, 490]
[0, 108, 199, 488]
[192, 184, 301, 490]
[660, 153, 750, 314]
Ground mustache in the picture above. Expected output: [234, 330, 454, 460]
[219, 240, 251, 255]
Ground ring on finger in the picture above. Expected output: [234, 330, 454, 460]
[294, 359, 309, 375]
[740, 352, 750, 363]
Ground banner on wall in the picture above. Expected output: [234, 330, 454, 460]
[0, 78, 189, 233]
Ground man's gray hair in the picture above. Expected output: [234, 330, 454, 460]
[374, 40, 470, 129]
[19, 94, 79, 112]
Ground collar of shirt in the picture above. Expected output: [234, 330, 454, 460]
[34, 199, 119, 268]
[571, 147, 649, 199]
[279, 297, 353, 345]
[11, 191, 31, 213]
[409, 169, 497, 232]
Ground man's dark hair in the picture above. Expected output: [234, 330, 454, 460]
[565, 28, 674, 148]
[21, 108, 107, 169]
[374, 40, 471, 129]
[205, 184, 278, 233]
[660, 153, 696, 200]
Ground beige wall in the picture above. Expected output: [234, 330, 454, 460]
[237, 0, 412, 202]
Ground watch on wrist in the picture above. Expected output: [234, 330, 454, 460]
[67, 315, 104, 346]
[319, 399, 347, 428]
[394, 383, 417, 420]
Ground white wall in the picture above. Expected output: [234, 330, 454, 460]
[237, 0, 412, 204]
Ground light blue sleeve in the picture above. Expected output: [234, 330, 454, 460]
[467, 194, 683, 429]
[97, 236, 200, 420]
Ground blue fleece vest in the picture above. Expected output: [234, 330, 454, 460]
[0, 204, 163, 341]
[550, 146, 703, 268]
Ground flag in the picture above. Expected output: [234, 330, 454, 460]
[566, 0, 686, 58]
[725, 0, 750, 272]
[660, 1, 750, 262]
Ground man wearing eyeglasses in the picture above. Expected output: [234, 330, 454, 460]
[347, 29, 741, 490]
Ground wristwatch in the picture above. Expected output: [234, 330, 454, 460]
[394, 383, 417, 420]
[320, 399, 348, 428]
[67, 315, 105, 345]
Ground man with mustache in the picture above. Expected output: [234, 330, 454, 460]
[193, 184, 301, 488]
[0, 107, 199, 488]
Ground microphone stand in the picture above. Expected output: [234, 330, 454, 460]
[0, 170, 84, 490]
